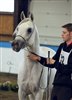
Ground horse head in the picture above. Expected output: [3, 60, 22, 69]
[11, 13, 37, 52]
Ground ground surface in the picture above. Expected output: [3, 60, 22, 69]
[0, 72, 18, 100]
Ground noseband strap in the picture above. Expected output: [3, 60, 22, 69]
[16, 35, 26, 41]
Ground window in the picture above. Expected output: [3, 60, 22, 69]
[0, 0, 14, 12]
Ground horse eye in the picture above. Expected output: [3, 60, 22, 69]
[27, 28, 32, 34]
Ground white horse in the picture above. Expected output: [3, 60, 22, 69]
[11, 13, 56, 100]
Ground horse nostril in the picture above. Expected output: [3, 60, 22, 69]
[11, 40, 21, 52]
[11, 41, 19, 47]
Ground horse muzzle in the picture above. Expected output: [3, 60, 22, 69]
[11, 40, 24, 52]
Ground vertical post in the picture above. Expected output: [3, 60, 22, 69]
[46, 51, 50, 100]
[14, 0, 31, 29]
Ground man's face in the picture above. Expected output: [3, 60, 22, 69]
[61, 28, 72, 42]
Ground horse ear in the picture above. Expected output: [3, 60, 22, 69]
[20, 11, 26, 20]
[28, 12, 34, 21]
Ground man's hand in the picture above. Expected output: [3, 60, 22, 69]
[28, 53, 40, 62]
[47, 58, 55, 64]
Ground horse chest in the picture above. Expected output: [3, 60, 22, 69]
[19, 60, 41, 93]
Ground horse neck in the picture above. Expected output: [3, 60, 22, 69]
[33, 35, 40, 54]
[29, 26, 40, 55]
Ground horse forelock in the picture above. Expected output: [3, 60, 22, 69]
[18, 18, 33, 26]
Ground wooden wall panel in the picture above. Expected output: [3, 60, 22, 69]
[0, 14, 14, 41]
[0, 14, 14, 34]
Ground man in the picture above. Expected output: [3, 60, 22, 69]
[28, 23, 72, 100]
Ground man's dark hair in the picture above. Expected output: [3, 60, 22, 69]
[62, 23, 72, 32]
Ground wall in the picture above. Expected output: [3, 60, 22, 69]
[0, 13, 14, 41]
[0, 42, 58, 73]
[71, 0, 72, 22]
[0, 14, 14, 34]
[30, 0, 72, 46]
[0, 42, 24, 73]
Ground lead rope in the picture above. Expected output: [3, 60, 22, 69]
[24, 47, 46, 90]
[38, 66, 44, 89]
[24, 47, 51, 96]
